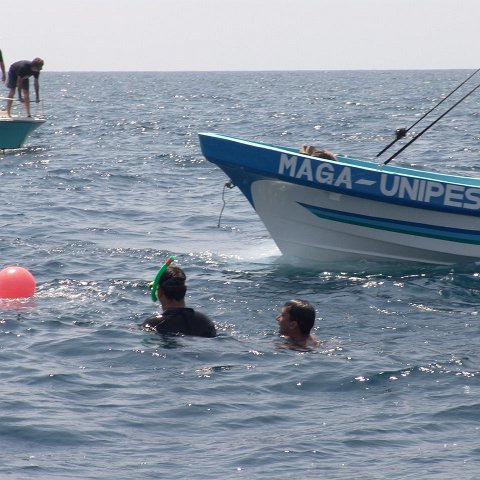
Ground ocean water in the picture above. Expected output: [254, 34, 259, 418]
[1, 70, 480, 479]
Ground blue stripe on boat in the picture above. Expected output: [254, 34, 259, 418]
[299, 202, 480, 244]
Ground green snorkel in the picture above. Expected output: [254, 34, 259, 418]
[151, 255, 175, 302]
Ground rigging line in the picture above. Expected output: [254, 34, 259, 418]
[376, 68, 480, 158]
[383, 80, 480, 165]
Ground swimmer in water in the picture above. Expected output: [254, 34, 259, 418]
[276, 299, 319, 349]
[142, 263, 216, 338]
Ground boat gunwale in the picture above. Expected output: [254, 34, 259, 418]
[0, 117, 45, 124]
[199, 132, 480, 188]
[199, 131, 480, 219]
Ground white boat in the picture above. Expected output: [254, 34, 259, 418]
[199, 132, 480, 266]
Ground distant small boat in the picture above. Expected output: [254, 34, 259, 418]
[0, 111, 45, 149]
[199, 132, 480, 265]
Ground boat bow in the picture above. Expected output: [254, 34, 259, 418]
[199, 132, 480, 265]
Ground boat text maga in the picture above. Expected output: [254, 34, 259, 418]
[278, 154, 480, 210]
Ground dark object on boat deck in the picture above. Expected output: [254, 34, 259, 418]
[300, 144, 337, 161]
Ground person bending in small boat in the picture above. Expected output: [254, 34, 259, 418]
[276, 299, 319, 349]
[142, 265, 216, 338]
[6, 57, 44, 117]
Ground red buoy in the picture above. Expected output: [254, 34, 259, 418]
[0, 266, 36, 299]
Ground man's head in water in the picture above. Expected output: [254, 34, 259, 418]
[276, 299, 317, 347]
[156, 266, 187, 305]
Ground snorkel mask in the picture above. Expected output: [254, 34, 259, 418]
[150, 255, 175, 302]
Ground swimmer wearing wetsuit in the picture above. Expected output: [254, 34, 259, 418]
[142, 264, 216, 338]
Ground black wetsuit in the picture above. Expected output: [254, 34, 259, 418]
[142, 308, 216, 338]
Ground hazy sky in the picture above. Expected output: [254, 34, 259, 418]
[2, 0, 478, 72]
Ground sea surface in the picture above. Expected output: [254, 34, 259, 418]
[1, 70, 480, 479]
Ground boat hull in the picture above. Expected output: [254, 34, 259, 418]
[250, 179, 478, 264]
[199, 132, 480, 265]
[0, 117, 45, 149]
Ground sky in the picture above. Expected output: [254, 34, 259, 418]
[2, 0, 479, 72]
